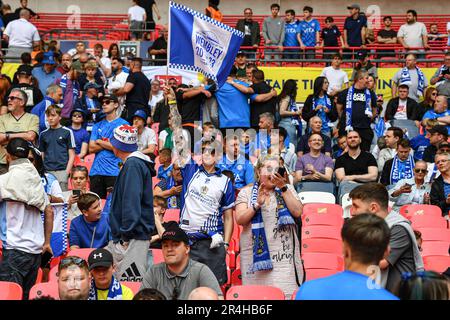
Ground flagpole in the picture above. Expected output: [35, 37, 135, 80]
[166, 1, 172, 80]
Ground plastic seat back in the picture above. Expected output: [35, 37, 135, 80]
[226, 285, 285, 300]
[29, 282, 59, 300]
[0, 281, 23, 300]
[421, 241, 450, 257]
[411, 215, 448, 229]
[151, 249, 164, 264]
[423, 256, 450, 273]
[302, 225, 342, 241]
[67, 248, 95, 261]
[399, 204, 442, 220]
[301, 238, 343, 254]
[305, 268, 341, 282]
[121, 281, 142, 295]
[298, 191, 336, 204]
[302, 252, 344, 271]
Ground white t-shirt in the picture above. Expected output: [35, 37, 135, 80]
[320, 66, 349, 94]
[137, 127, 157, 151]
[149, 91, 164, 111]
[4, 18, 40, 48]
[100, 56, 112, 71]
[394, 99, 408, 120]
[128, 5, 146, 21]
[397, 22, 427, 48]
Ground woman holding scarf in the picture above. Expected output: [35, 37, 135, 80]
[302, 76, 338, 137]
[235, 154, 304, 299]
[278, 80, 302, 148]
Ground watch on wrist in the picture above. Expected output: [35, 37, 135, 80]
[280, 185, 288, 193]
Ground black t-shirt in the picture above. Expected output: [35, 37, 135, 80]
[250, 82, 276, 127]
[337, 88, 377, 130]
[149, 36, 167, 66]
[422, 145, 437, 163]
[344, 15, 367, 46]
[138, 0, 155, 22]
[377, 29, 397, 40]
[15, 7, 37, 18]
[125, 71, 151, 113]
[2, 12, 19, 27]
[321, 26, 341, 47]
[298, 133, 332, 154]
[4, 83, 44, 113]
[335, 151, 377, 176]
[176, 90, 206, 124]
[150, 221, 179, 249]
[153, 99, 170, 132]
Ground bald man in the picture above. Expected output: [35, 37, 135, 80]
[188, 287, 220, 300]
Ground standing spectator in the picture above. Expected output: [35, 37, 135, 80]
[296, 214, 398, 300]
[302, 76, 338, 137]
[395, 271, 450, 300]
[235, 8, 260, 59]
[392, 54, 428, 103]
[73, 82, 102, 130]
[88, 94, 129, 199]
[57, 53, 72, 75]
[56, 63, 83, 123]
[377, 16, 398, 58]
[249, 70, 277, 129]
[148, 79, 163, 115]
[410, 119, 438, 161]
[128, 0, 146, 41]
[132, 109, 157, 156]
[205, 0, 223, 22]
[68, 108, 89, 160]
[87, 248, 134, 300]
[349, 183, 424, 293]
[32, 51, 62, 96]
[283, 9, 300, 60]
[153, 82, 175, 133]
[4, 9, 40, 61]
[377, 126, 404, 173]
[0, 138, 53, 300]
[278, 79, 301, 146]
[138, 0, 160, 31]
[428, 23, 445, 43]
[14, 0, 38, 18]
[148, 26, 168, 66]
[262, 3, 285, 62]
[380, 139, 415, 188]
[1, 4, 18, 27]
[337, 70, 378, 152]
[79, 61, 105, 97]
[430, 152, 450, 217]
[277, 127, 297, 174]
[235, 154, 304, 299]
[108, 124, 155, 282]
[385, 84, 420, 121]
[0, 89, 39, 174]
[115, 58, 151, 122]
[430, 52, 450, 98]
[297, 116, 333, 157]
[320, 54, 349, 97]
[351, 51, 378, 83]
[297, 6, 321, 59]
[39, 105, 76, 191]
[343, 4, 367, 57]
[140, 225, 223, 300]
[422, 96, 450, 136]
[230, 51, 248, 78]
[31, 84, 63, 133]
[108, 43, 120, 60]
[107, 57, 128, 116]
[397, 10, 430, 56]
[93, 43, 112, 78]
[321, 17, 343, 62]
[57, 256, 90, 300]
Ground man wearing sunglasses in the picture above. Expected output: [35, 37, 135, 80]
[422, 125, 449, 163]
[57, 256, 91, 300]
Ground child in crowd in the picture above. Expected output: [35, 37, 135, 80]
[132, 109, 157, 157]
[68, 108, 90, 160]
[69, 193, 111, 249]
[150, 196, 178, 249]
[194, 122, 218, 154]
[157, 148, 173, 181]
[39, 105, 76, 191]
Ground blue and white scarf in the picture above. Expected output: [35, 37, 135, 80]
[249, 182, 295, 272]
[88, 276, 123, 300]
[400, 66, 425, 97]
[59, 74, 80, 101]
[313, 95, 333, 133]
[374, 116, 386, 139]
[288, 98, 302, 135]
[345, 86, 373, 132]
[390, 154, 415, 185]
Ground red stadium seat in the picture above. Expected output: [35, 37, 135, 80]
[121, 281, 141, 295]
[226, 250, 236, 270]
[151, 249, 164, 264]
[29, 282, 59, 300]
[48, 266, 59, 282]
[164, 209, 180, 223]
[411, 215, 448, 229]
[399, 204, 442, 220]
[0, 281, 23, 300]
[302, 225, 342, 241]
[226, 285, 285, 300]
[67, 248, 95, 261]
[302, 208, 344, 228]
[423, 256, 450, 273]
[421, 241, 450, 257]
[230, 268, 242, 286]
[302, 253, 344, 271]
[302, 203, 343, 218]
[79, 154, 95, 173]
[305, 268, 341, 281]
[35, 268, 43, 285]
[301, 238, 343, 254]
[418, 228, 450, 243]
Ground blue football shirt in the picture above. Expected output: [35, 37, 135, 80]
[299, 19, 321, 47]
[284, 21, 300, 47]
[215, 80, 251, 129]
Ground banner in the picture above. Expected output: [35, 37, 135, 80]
[141, 66, 202, 85]
[168, 1, 244, 87]
[260, 67, 438, 102]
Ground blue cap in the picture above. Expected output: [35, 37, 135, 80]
[132, 109, 148, 122]
[42, 51, 56, 65]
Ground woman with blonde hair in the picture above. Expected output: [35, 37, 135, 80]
[235, 154, 304, 299]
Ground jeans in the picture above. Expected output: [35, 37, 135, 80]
[0, 248, 41, 300]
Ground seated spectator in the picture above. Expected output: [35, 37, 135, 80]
[239, 130, 256, 160]
[150, 196, 178, 249]
[188, 287, 220, 300]
[296, 214, 398, 300]
[297, 116, 332, 157]
[218, 134, 254, 191]
[410, 119, 438, 161]
[295, 133, 334, 192]
[57, 256, 90, 300]
[335, 131, 378, 203]
[32, 51, 62, 96]
[377, 127, 404, 173]
[235, 154, 303, 299]
[154, 163, 182, 210]
[87, 248, 134, 300]
[429, 152, 450, 217]
[422, 95, 450, 135]
[320, 54, 349, 97]
[73, 82, 103, 130]
[422, 125, 448, 163]
[276, 127, 297, 174]
[132, 109, 157, 157]
[140, 225, 224, 300]
[133, 288, 166, 300]
[426, 142, 450, 182]
[417, 87, 438, 121]
[351, 52, 378, 83]
[380, 139, 415, 188]
[157, 148, 173, 180]
[428, 23, 445, 42]
[389, 160, 431, 213]
[302, 77, 338, 137]
[320, 17, 343, 62]
[69, 193, 111, 249]
[63, 165, 90, 220]
[31, 84, 63, 133]
[332, 133, 347, 159]
[385, 84, 420, 121]
[430, 52, 450, 98]
[68, 108, 89, 159]
[395, 271, 450, 300]
[148, 79, 163, 114]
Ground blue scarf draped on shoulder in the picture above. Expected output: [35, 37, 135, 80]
[390, 154, 415, 185]
[249, 182, 295, 272]
[345, 86, 372, 132]
[88, 276, 123, 300]
[400, 66, 425, 97]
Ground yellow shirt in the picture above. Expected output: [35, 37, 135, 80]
[0, 112, 39, 164]
[96, 284, 134, 300]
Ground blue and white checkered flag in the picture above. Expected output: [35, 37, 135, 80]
[168, 2, 244, 87]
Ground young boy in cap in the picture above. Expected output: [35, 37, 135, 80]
[108, 124, 155, 282]
[68, 108, 90, 159]
[88, 248, 134, 300]
[132, 109, 157, 157]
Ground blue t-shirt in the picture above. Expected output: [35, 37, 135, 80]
[284, 21, 300, 47]
[344, 15, 367, 46]
[298, 18, 321, 47]
[422, 110, 450, 135]
[69, 214, 111, 249]
[215, 80, 251, 129]
[39, 126, 76, 171]
[410, 134, 430, 161]
[218, 155, 254, 189]
[69, 126, 90, 155]
[158, 164, 173, 181]
[89, 117, 129, 176]
[295, 271, 399, 300]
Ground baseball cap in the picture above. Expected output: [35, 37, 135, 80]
[110, 124, 138, 153]
[88, 248, 114, 270]
[42, 51, 56, 65]
[100, 94, 119, 103]
[6, 138, 31, 159]
[84, 82, 102, 91]
[132, 109, 147, 122]
[161, 225, 189, 244]
[428, 125, 448, 137]
[236, 51, 246, 57]
[17, 64, 32, 76]
[347, 4, 361, 10]
[70, 108, 87, 119]
[438, 141, 450, 150]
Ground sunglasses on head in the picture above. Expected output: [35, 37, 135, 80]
[58, 256, 88, 272]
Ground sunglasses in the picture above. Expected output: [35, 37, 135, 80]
[102, 100, 114, 105]
[202, 148, 216, 155]
[8, 96, 23, 101]
[414, 168, 427, 173]
[58, 256, 88, 272]
[72, 113, 83, 118]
